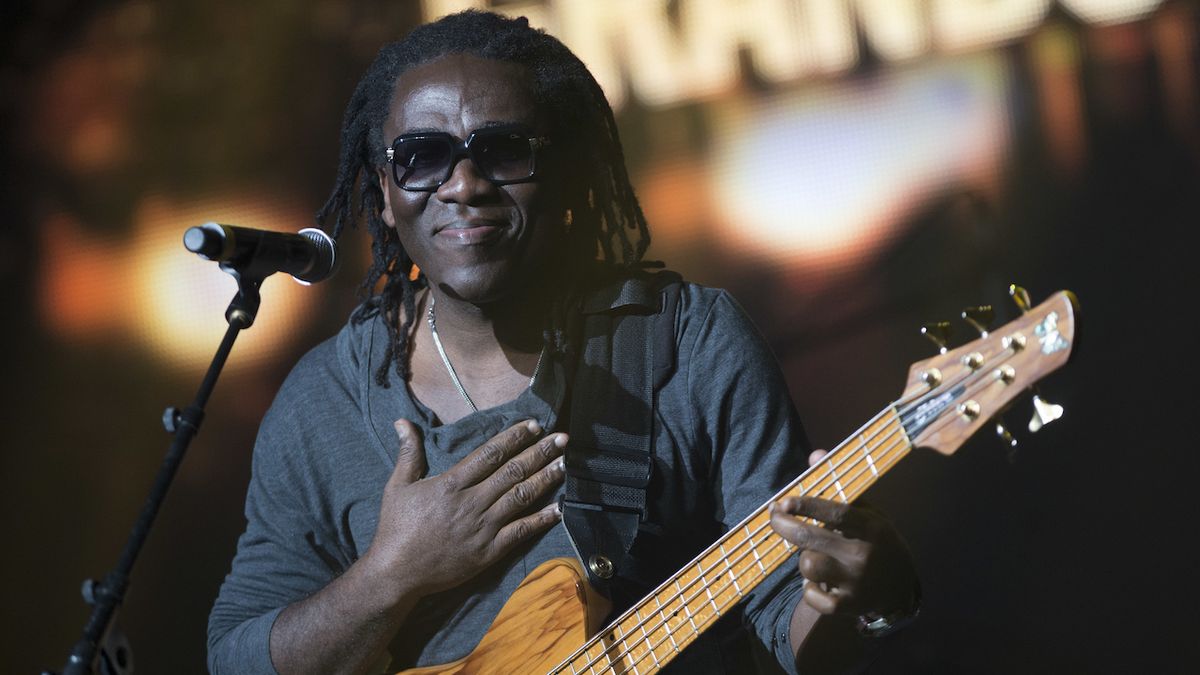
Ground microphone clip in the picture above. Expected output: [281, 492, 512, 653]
[183, 222, 338, 327]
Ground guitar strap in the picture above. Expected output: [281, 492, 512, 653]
[562, 270, 682, 597]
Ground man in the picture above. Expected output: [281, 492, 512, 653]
[208, 10, 918, 674]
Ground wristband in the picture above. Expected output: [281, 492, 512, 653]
[855, 582, 921, 638]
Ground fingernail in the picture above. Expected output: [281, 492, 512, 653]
[553, 433, 568, 448]
[526, 419, 542, 434]
[555, 457, 566, 473]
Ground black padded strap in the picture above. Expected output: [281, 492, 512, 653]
[562, 271, 681, 593]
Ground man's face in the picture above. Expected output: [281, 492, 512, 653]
[378, 53, 564, 304]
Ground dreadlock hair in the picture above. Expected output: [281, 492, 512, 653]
[316, 10, 652, 387]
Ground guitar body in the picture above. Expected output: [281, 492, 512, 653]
[398, 557, 609, 675]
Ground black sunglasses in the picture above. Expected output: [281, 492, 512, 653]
[384, 125, 552, 192]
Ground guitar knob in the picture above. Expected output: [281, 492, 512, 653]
[1009, 284, 1032, 314]
[961, 305, 994, 337]
[920, 321, 953, 354]
[1028, 394, 1064, 432]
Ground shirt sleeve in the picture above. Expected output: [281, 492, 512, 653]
[206, 351, 350, 675]
[681, 287, 810, 675]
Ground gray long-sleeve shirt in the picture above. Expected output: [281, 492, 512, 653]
[208, 277, 810, 674]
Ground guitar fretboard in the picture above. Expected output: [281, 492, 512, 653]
[552, 406, 912, 675]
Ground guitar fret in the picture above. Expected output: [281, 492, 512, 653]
[746, 525, 768, 574]
[632, 607, 660, 668]
[635, 606, 650, 643]
[858, 434, 878, 476]
[676, 579, 700, 633]
[654, 595, 681, 652]
[718, 543, 742, 596]
[614, 626, 636, 675]
[825, 463, 848, 502]
[697, 561, 720, 614]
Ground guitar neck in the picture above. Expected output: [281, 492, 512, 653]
[552, 406, 912, 675]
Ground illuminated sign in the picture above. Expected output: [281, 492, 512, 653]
[423, 0, 1164, 108]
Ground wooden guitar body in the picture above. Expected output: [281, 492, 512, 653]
[399, 557, 609, 675]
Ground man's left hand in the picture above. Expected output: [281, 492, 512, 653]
[767, 450, 918, 618]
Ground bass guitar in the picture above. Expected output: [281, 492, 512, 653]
[401, 286, 1079, 675]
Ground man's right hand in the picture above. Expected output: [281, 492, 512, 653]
[362, 418, 567, 600]
[269, 419, 565, 675]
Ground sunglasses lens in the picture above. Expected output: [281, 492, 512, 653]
[473, 132, 534, 182]
[390, 129, 542, 190]
[394, 137, 452, 190]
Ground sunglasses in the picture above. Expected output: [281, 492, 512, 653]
[384, 125, 552, 192]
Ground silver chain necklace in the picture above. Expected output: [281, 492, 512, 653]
[426, 295, 544, 413]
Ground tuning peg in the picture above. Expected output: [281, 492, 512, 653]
[961, 305, 994, 337]
[993, 418, 1019, 463]
[994, 419, 1017, 448]
[1009, 284, 1032, 314]
[920, 321, 953, 354]
[1028, 394, 1064, 432]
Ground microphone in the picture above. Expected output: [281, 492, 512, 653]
[183, 222, 337, 284]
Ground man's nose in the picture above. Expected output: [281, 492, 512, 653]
[435, 155, 497, 203]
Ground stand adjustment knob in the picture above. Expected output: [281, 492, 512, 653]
[162, 406, 181, 433]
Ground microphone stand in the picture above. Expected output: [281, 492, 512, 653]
[48, 259, 273, 675]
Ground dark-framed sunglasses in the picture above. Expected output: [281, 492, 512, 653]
[384, 125, 552, 192]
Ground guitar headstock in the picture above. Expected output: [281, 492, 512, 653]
[899, 289, 1079, 455]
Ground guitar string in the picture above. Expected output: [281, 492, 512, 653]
[564, 350, 1020, 674]
[562, 424, 912, 674]
[593, 342, 1034, 672]
[570, 434, 912, 675]
[556, 408, 903, 672]
[563, 433, 910, 675]
[561, 412, 910, 673]
[584, 353, 1020, 674]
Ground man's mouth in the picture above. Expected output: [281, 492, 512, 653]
[435, 219, 509, 245]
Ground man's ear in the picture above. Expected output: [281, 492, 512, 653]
[377, 168, 396, 228]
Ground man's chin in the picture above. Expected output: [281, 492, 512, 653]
[433, 269, 524, 306]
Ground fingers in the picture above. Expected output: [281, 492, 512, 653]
[484, 437, 564, 514]
[801, 579, 840, 615]
[481, 432, 567, 510]
[390, 419, 427, 486]
[798, 552, 861, 614]
[450, 420, 544, 488]
[769, 501, 844, 552]
[492, 501, 562, 553]
[773, 496, 872, 539]
[798, 549, 853, 589]
[808, 448, 828, 467]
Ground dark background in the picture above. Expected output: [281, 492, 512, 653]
[2, 1, 1197, 673]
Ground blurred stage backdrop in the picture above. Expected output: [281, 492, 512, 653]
[2, 0, 1197, 672]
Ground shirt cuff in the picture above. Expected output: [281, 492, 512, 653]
[208, 606, 284, 675]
